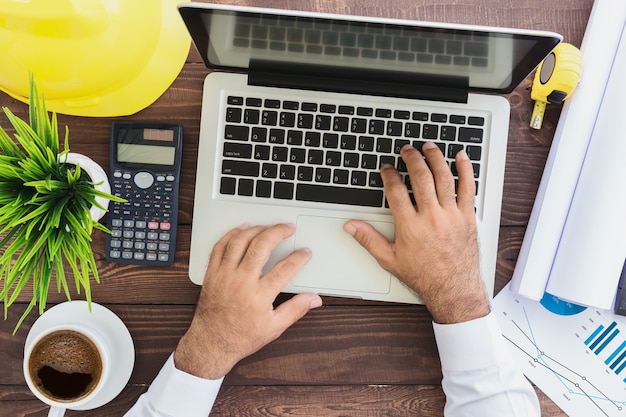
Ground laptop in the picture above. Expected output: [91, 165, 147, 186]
[178, 2, 561, 303]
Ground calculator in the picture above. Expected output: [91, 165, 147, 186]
[106, 121, 183, 266]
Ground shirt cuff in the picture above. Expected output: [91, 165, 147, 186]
[433, 311, 512, 372]
[146, 353, 224, 417]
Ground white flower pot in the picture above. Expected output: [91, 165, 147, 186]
[59, 152, 111, 221]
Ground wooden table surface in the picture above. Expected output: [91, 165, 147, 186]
[0, 0, 594, 415]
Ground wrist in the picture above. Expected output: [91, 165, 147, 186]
[174, 333, 237, 380]
[427, 294, 490, 325]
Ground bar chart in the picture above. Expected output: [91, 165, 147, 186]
[585, 321, 626, 381]
[493, 284, 626, 417]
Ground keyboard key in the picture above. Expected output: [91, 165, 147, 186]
[220, 177, 236, 194]
[369, 119, 385, 135]
[440, 126, 457, 141]
[325, 151, 342, 166]
[296, 184, 383, 207]
[315, 115, 332, 130]
[245, 97, 262, 107]
[422, 124, 439, 139]
[468, 116, 485, 126]
[323, 133, 339, 148]
[225, 125, 249, 141]
[338, 105, 355, 115]
[222, 160, 259, 177]
[256, 180, 272, 198]
[376, 138, 392, 153]
[262, 110, 278, 125]
[297, 166, 314, 182]
[333, 116, 349, 132]
[315, 168, 332, 183]
[459, 127, 484, 143]
[261, 163, 278, 178]
[350, 171, 367, 186]
[238, 178, 254, 196]
[301, 102, 318, 112]
[227, 96, 244, 105]
[340, 135, 357, 150]
[333, 169, 349, 184]
[298, 113, 314, 129]
[358, 136, 375, 151]
[226, 107, 242, 123]
[357, 107, 374, 116]
[305, 132, 321, 147]
[244, 109, 260, 124]
[375, 108, 392, 118]
[351, 118, 367, 134]
[251, 127, 267, 142]
[223, 143, 252, 158]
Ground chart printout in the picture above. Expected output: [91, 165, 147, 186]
[493, 284, 626, 416]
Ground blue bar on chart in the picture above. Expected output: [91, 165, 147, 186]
[585, 321, 626, 382]
[587, 321, 618, 354]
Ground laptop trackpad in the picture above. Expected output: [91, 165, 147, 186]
[292, 215, 394, 294]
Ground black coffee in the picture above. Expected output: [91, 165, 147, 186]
[28, 330, 103, 402]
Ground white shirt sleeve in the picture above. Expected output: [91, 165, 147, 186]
[126, 312, 538, 417]
[123, 354, 223, 417]
[433, 311, 540, 416]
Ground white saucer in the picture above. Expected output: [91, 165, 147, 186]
[25, 301, 135, 410]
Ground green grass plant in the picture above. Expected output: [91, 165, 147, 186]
[0, 77, 124, 332]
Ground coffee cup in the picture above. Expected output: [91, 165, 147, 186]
[23, 322, 111, 417]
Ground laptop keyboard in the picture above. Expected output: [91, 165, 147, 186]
[219, 95, 484, 209]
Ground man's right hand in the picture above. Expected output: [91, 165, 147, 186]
[344, 142, 490, 324]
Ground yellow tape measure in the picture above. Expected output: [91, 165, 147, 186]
[530, 42, 583, 129]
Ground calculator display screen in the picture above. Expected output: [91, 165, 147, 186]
[117, 143, 176, 166]
[115, 127, 178, 167]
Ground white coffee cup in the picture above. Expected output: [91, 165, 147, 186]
[23, 322, 111, 417]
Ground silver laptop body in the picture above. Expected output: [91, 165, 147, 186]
[178, 3, 562, 303]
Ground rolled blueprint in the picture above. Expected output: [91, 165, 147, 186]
[510, 0, 626, 304]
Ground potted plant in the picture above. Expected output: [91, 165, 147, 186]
[0, 77, 124, 332]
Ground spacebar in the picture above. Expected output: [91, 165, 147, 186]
[296, 184, 384, 207]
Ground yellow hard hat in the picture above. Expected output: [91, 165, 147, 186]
[0, 0, 191, 117]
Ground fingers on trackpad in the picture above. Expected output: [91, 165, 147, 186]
[292, 215, 394, 294]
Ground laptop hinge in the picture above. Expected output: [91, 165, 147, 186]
[248, 60, 469, 104]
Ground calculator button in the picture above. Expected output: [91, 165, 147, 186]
[147, 232, 158, 240]
[135, 242, 145, 250]
[123, 220, 134, 228]
[160, 222, 171, 231]
[122, 252, 133, 259]
[136, 221, 147, 229]
[166, 175, 175, 181]
[112, 230, 122, 238]
[123, 173, 131, 179]
[158, 254, 169, 262]
[109, 250, 121, 258]
[123, 231, 134, 238]
[135, 231, 146, 240]
[159, 243, 170, 251]
[157, 175, 166, 182]
[134, 253, 145, 260]
[112, 219, 123, 227]
[134, 172, 155, 189]
[148, 222, 159, 230]
[147, 243, 158, 250]
[122, 241, 133, 249]
[159, 233, 170, 241]
[146, 253, 157, 261]
[110, 240, 121, 248]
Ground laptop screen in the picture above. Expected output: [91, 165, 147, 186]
[179, 3, 561, 93]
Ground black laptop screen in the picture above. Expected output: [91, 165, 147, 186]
[179, 4, 561, 93]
